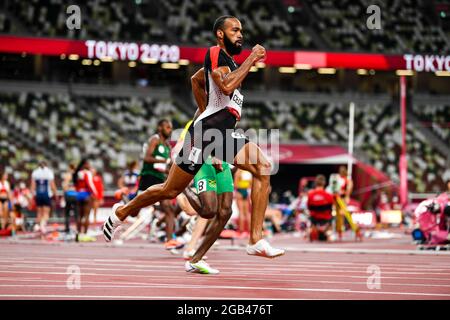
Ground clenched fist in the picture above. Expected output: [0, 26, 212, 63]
[251, 44, 266, 62]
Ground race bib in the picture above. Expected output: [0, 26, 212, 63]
[197, 179, 207, 193]
[228, 89, 243, 116]
[188, 147, 201, 163]
[154, 156, 167, 172]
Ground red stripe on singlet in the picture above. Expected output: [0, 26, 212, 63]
[210, 46, 221, 71]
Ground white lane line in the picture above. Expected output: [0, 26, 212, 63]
[2, 270, 450, 283]
[3, 259, 450, 272]
[5, 264, 450, 276]
[2, 255, 450, 268]
[2, 241, 450, 255]
[0, 294, 323, 300]
[1, 283, 449, 297]
[1, 277, 450, 289]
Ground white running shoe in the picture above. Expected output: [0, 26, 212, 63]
[246, 239, 285, 258]
[103, 203, 123, 242]
[185, 260, 219, 274]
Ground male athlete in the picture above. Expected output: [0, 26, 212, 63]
[104, 15, 285, 258]
[31, 161, 57, 233]
[134, 119, 182, 250]
[173, 119, 234, 274]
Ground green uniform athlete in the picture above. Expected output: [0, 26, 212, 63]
[173, 120, 235, 274]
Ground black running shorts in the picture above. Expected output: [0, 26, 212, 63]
[138, 174, 165, 191]
[176, 109, 249, 175]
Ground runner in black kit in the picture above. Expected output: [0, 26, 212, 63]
[104, 15, 285, 259]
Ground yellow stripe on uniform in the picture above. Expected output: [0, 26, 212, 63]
[179, 120, 193, 142]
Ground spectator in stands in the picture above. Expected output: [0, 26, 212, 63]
[0, 170, 12, 230]
[391, 194, 402, 210]
[30, 161, 57, 234]
[62, 163, 78, 234]
[91, 167, 104, 225]
[307, 175, 334, 241]
[377, 191, 392, 211]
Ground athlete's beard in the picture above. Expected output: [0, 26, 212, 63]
[161, 131, 171, 139]
[223, 34, 242, 56]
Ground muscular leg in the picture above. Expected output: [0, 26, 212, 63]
[236, 192, 246, 232]
[183, 189, 217, 219]
[234, 142, 272, 245]
[182, 188, 202, 213]
[181, 189, 219, 259]
[82, 198, 92, 234]
[92, 199, 99, 224]
[35, 207, 42, 227]
[116, 164, 194, 221]
[0, 203, 6, 229]
[191, 192, 233, 263]
[185, 217, 208, 252]
[41, 206, 50, 230]
[176, 193, 197, 216]
[160, 199, 176, 241]
[76, 202, 83, 233]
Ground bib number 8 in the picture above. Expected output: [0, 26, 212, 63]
[197, 179, 206, 193]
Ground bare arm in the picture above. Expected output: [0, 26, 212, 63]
[117, 176, 125, 189]
[191, 67, 206, 113]
[211, 44, 265, 96]
[62, 172, 71, 192]
[85, 172, 98, 198]
[234, 169, 241, 187]
[50, 180, 58, 198]
[345, 179, 353, 203]
[30, 179, 36, 195]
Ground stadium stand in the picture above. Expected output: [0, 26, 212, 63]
[2, 0, 448, 52]
[1, 88, 447, 193]
[0, 1, 448, 196]
[306, 0, 450, 53]
[0, 91, 189, 186]
[239, 97, 449, 193]
[412, 102, 450, 143]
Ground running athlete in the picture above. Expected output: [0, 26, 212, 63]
[104, 15, 285, 258]
[0, 170, 12, 230]
[73, 159, 98, 238]
[173, 120, 234, 274]
[135, 119, 183, 250]
[31, 161, 57, 233]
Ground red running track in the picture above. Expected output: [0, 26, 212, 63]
[1, 238, 450, 300]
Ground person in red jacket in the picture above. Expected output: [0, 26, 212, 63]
[307, 175, 334, 241]
[74, 159, 98, 239]
[91, 167, 104, 225]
